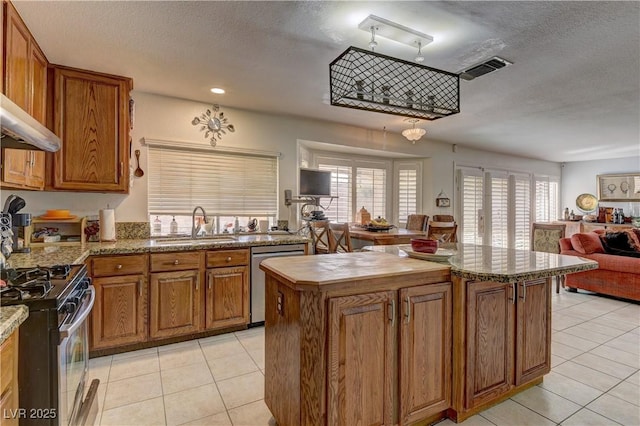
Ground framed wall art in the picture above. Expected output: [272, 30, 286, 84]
[597, 173, 640, 202]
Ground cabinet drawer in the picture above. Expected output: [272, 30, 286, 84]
[92, 254, 146, 277]
[0, 332, 16, 398]
[150, 252, 201, 272]
[206, 249, 249, 268]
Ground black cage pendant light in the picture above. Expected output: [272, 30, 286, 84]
[329, 46, 460, 120]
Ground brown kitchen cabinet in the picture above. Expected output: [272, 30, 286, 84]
[149, 251, 203, 339]
[49, 65, 132, 193]
[399, 282, 452, 424]
[326, 283, 453, 426]
[1, 148, 45, 189]
[1, 1, 48, 191]
[456, 278, 551, 416]
[205, 249, 250, 330]
[0, 329, 19, 426]
[4, 0, 47, 121]
[327, 291, 396, 425]
[89, 254, 148, 350]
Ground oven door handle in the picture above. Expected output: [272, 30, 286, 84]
[59, 286, 95, 340]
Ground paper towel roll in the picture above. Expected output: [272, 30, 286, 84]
[99, 209, 116, 242]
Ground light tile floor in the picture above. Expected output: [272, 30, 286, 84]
[89, 290, 639, 425]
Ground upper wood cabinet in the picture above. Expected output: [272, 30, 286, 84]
[49, 66, 132, 193]
[1, 148, 44, 189]
[1, 1, 48, 190]
[3, 1, 47, 124]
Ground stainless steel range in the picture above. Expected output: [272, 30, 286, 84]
[0, 264, 98, 426]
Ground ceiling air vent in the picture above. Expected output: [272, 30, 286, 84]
[459, 56, 512, 81]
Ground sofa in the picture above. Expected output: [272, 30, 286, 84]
[559, 229, 640, 301]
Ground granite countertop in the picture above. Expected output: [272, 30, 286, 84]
[6, 234, 310, 268]
[363, 243, 599, 283]
[0, 305, 28, 345]
[260, 251, 450, 289]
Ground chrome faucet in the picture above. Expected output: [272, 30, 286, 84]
[191, 206, 208, 238]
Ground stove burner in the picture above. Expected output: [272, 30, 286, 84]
[0, 265, 72, 301]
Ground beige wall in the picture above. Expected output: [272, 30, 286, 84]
[9, 91, 561, 224]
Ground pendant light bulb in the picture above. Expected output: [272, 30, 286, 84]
[369, 26, 378, 50]
[415, 41, 425, 63]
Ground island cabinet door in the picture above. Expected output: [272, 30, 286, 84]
[205, 266, 249, 330]
[465, 281, 515, 410]
[149, 270, 201, 339]
[91, 274, 147, 350]
[515, 279, 551, 385]
[399, 282, 452, 425]
[327, 291, 396, 426]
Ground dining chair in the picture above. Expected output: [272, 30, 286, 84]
[530, 223, 566, 293]
[310, 220, 332, 254]
[427, 223, 458, 243]
[328, 222, 353, 253]
[432, 215, 455, 223]
[406, 214, 429, 232]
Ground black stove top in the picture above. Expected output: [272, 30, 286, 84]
[0, 264, 88, 311]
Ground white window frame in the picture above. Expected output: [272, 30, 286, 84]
[394, 161, 423, 228]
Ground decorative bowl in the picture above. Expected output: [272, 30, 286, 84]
[410, 238, 438, 254]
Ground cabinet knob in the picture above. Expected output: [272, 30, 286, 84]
[116, 264, 123, 269]
[226, 257, 232, 262]
[174, 259, 180, 265]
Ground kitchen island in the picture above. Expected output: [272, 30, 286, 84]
[260, 245, 597, 425]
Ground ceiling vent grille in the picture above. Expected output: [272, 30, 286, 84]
[460, 57, 512, 81]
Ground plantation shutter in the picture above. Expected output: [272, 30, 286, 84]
[147, 142, 278, 217]
[395, 160, 421, 226]
[356, 167, 387, 219]
[534, 176, 559, 222]
[318, 163, 352, 223]
[490, 171, 509, 248]
[512, 173, 532, 250]
[458, 168, 484, 245]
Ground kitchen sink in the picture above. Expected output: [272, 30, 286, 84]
[151, 236, 237, 246]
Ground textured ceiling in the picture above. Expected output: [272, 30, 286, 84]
[15, 1, 640, 162]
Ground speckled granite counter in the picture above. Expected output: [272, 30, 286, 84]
[6, 234, 310, 268]
[0, 305, 28, 344]
[363, 243, 598, 283]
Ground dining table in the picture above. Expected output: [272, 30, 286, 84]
[349, 226, 427, 247]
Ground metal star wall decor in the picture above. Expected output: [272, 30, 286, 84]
[191, 104, 235, 147]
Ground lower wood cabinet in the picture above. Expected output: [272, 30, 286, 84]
[399, 283, 452, 424]
[0, 330, 19, 426]
[327, 291, 396, 425]
[205, 266, 249, 330]
[92, 274, 147, 349]
[150, 269, 201, 339]
[89, 249, 250, 352]
[460, 278, 551, 413]
[89, 254, 148, 350]
[324, 283, 453, 426]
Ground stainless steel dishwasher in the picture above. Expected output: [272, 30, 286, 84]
[250, 244, 306, 326]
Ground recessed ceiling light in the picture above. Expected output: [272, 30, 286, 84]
[210, 88, 225, 94]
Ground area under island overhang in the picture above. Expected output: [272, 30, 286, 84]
[259, 245, 597, 425]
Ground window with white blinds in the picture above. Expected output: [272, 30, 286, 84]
[397, 169, 417, 219]
[458, 168, 484, 245]
[458, 167, 536, 249]
[491, 172, 509, 248]
[147, 144, 278, 217]
[534, 177, 559, 222]
[318, 164, 352, 223]
[316, 156, 391, 222]
[356, 168, 387, 219]
[513, 174, 532, 250]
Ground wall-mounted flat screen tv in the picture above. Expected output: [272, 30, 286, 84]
[299, 168, 332, 197]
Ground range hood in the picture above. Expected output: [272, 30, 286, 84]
[0, 94, 61, 152]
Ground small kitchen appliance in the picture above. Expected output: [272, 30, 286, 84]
[11, 212, 31, 253]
